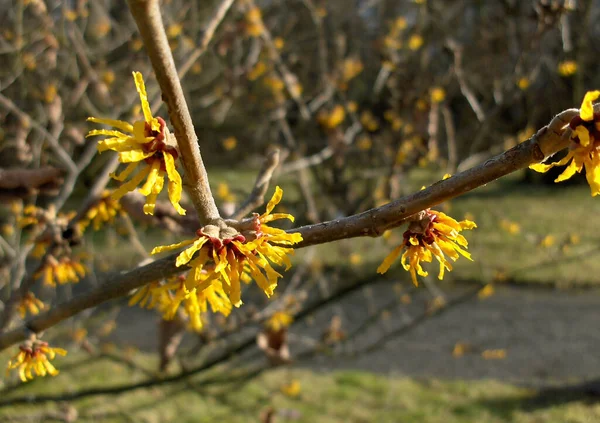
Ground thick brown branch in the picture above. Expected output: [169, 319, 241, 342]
[128, 0, 220, 225]
[0, 109, 577, 351]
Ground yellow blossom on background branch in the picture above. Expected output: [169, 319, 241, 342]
[6, 340, 67, 382]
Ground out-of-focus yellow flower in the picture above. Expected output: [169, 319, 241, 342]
[408, 34, 424, 51]
[79, 190, 123, 231]
[539, 235, 555, 248]
[452, 342, 472, 357]
[18, 292, 45, 318]
[36, 256, 87, 287]
[102, 70, 115, 86]
[151, 187, 302, 306]
[87, 72, 186, 215]
[569, 233, 580, 245]
[167, 24, 183, 38]
[245, 7, 264, 37]
[248, 61, 267, 81]
[393, 17, 407, 31]
[22, 52, 36, 70]
[530, 91, 600, 196]
[63, 9, 78, 21]
[318, 105, 346, 130]
[44, 84, 57, 103]
[349, 253, 362, 265]
[6, 340, 67, 382]
[357, 134, 372, 151]
[316, 6, 327, 18]
[347, 101, 358, 113]
[360, 110, 379, 132]
[500, 219, 520, 235]
[273, 37, 285, 50]
[192, 62, 202, 74]
[482, 349, 507, 360]
[478, 284, 495, 300]
[517, 77, 530, 90]
[222, 136, 237, 151]
[281, 379, 301, 397]
[430, 87, 445, 103]
[130, 38, 144, 51]
[217, 182, 236, 202]
[340, 58, 364, 84]
[266, 311, 293, 331]
[558, 60, 577, 76]
[130, 275, 232, 332]
[92, 19, 111, 38]
[377, 209, 476, 285]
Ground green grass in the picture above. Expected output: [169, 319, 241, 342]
[1, 349, 600, 422]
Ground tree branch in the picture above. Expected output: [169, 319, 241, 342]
[0, 108, 577, 352]
[128, 0, 220, 225]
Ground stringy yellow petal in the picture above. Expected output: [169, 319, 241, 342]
[580, 90, 600, 121]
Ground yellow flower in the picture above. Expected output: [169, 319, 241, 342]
[129, 274, 232, 332]
[529, 91, 600, 196]
[36, 256, 87, 287]
[281, 379, 301, 397]
[245, 7, 264, 37]
[377, 209, 476, 285]
[558, 60, 577, 76]
[273, 37, 285, 50]
[18, 292, 46, 318]
[430, 87, 445, 103]
[87, 72, 186, 215]
[6, 340, 67, 382]
[222, 136, 238, 151]
[517, 77, 530, 90]
[408, 34, 424, 51]
[79, 190, 123, 231]
[266, 311, 293, 332]
[318, 105, 346, 130]
[150, 187, 302, 306]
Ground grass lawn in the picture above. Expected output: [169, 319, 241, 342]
[1, 348, 599, 422]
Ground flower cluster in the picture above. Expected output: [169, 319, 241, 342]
[378, 209, 476, 285]
[6, 339, 67, 382]
[87, 72, 185, 216]
[79, 190, 124, 231]
[129, 274, 233, 332]
[18, 292, 46, 318]
[139, 187, 301, 327]
[530, 91, 600, 196]
[35, 255, 87, 286]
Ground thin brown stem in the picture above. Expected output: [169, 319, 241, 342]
[128, 0, 220, 225]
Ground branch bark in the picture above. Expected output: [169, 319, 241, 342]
[128, 0, 220, 225]
[0, 108, 577, 352]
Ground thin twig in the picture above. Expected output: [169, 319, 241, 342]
[230, 148, 280, 220]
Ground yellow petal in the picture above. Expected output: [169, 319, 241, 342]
[176, 237, 208, 267]
[112, 165, 152, 200]
[111, 162, 138, 181]
[555, 159, 579, 182]
[377, 245, 404, 274]
[87, 117, 134, 134]
[575, 126, 591, 147]
[150, 238, 195, 255]
[118, 149, 154, 163]
[263, 186, 283, 217]
[139, 160, 161, 196]
[580, 90, 600, 121]
[133, 71, 154, 125]
[164, 152, 186, 215]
